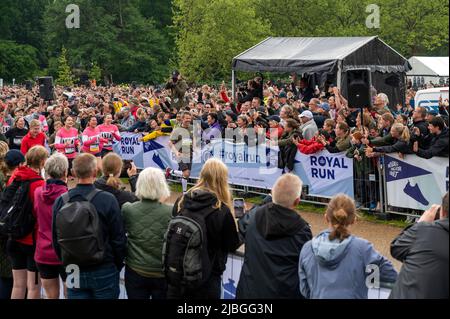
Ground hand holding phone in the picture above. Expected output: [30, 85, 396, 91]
[233, 198, 246, 219]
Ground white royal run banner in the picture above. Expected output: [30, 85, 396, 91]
[113, 136, 355, 198]
[190, 139, 283, 189]
[113, 133, 178, 170]
[384, 154, 449, 210]
[294, 150, 354, 198]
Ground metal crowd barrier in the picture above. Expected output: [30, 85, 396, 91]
[167, 155, 426, 219]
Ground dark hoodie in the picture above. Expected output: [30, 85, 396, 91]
[34, 180, 68, 265]
[94, 175, 139, 208]
[173, 189, 240, 276]
[236, 203, 312, 299]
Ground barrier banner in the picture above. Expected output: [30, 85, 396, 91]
[384, 154, 449, 210]
[294, 150, 354, 198]
[113, 134, 178, 170]
[190, 139, 283, 189]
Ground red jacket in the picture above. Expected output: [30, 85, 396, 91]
[266, 126, 284, 140]
[20, 132, 46, 155]
[7, 166, 45, 245]
[297, 137, 326, 154]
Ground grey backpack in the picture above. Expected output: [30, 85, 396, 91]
[55, 189, 105, 266]
[162, 206, 216, 289]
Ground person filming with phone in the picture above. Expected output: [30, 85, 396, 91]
[389, 192, 449, 299]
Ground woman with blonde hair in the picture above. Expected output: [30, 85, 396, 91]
[94, 152, 138, 208]
[366, 122, 412, 156]
[167, 158, 240, 299]
[299, 194, 397, 299]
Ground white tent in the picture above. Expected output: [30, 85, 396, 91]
[407, 56, 449, 87]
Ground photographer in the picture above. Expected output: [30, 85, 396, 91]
[165, 70, 188, 110]
[390, 192, 449, 299]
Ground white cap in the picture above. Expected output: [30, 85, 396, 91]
[300, 110, 314, 119]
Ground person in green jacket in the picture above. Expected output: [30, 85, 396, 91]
[122, 167, 172, 299]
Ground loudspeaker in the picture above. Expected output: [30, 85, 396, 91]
[38, 76, 54, 101]
[346, 69, 372, 108]
[25, 80, 33, 91]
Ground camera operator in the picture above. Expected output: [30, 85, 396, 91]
[165, 70, 188, 110]
[390, 192, 449, 299]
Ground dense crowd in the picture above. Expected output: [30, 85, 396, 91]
[0, 72, 448, 300]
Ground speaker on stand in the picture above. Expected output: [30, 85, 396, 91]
[38, 76, 54, 101]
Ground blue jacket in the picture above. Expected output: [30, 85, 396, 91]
[299, 230, 397, 299]
[52, 184, 127, 272]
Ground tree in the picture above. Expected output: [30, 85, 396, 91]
[56, 47, 74, 86]
[173, 0, 270, 82]
[43, 0, 170, 84]
[0, 40, 39, 83]
[89, 62, 102, 82]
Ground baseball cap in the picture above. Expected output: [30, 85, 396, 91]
[278, 92, 287, 99]
[319, 102, 330, 112]
[300, 110, 314, 119]
[267, 115, 281, 123]
[5, 150, 25, 167]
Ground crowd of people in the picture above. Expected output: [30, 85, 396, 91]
[0, 72, 448, 299]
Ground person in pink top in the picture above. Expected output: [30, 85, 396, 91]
[54, 116, 79, 174]
[98, 114, 121, 157]
[34, 153, 69, 299]
[82, 116, 108, 171]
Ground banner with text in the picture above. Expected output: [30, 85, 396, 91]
[384, 154, 449, 210]
[293, 150, 355, 198]
[190, 139, 283, 189]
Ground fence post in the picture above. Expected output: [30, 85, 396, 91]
[378, 157, 385, 213]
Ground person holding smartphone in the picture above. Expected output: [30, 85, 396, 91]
[390, 192, 449, 299]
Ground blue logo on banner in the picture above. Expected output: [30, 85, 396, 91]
[385, 155, 431, 182]
[143, 140, 165, 153]
[222, 279, 236, 299]
[403, 181, 429, 206]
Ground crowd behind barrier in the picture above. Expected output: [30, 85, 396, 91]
[0, 77, 449, 300]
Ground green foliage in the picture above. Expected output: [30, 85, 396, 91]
[56, 47, 74, 86]
[89, 62, 102, 82]
[0, 40, 39, 83]
[0, 0, 448, 83]
[173, 0, 270, 82]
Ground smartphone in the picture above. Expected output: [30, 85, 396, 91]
[233, 198, 245, 219]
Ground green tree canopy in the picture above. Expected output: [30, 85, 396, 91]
[173, 0, 270, 82]
[0, 40, 39, 83]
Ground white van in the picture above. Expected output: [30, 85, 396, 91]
[414, 87, 449, 113]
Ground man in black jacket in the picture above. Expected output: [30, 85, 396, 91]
[413, 116, 449, 158]
[410, 106, 429, 148]
[390, 192, 448, 299]
[52, 153, 127, 299]
[236, 174, 312, 299]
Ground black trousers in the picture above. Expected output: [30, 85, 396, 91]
[166, 274, 221, 299]
[124, 266, 167, 300]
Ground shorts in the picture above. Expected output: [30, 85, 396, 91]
[100, 149, 113, 158]
[6, 240, 37, 272]
[179, 160, 192, 172]
[36, 263, 67, 281]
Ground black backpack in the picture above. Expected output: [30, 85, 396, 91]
[0, 178, 42, 240]
[162, 205, 216, 289]
[55, 189, 105, 266]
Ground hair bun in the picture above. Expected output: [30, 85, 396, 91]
[333, 208, 348, 223]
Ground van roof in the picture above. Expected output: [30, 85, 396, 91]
[416, 87, 449, 95]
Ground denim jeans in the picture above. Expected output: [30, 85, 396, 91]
[167, 274, 221, 299]
[124, 266, 167, 299]
[67, 264, 120, 300]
